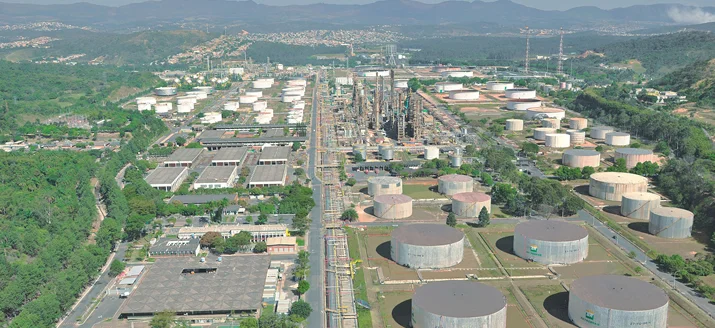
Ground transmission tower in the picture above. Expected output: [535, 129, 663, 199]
[557, 27, 564, 75]
[387, 44, 398, 67]
[524, 26, 530, 74]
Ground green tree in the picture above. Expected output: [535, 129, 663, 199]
[595, 145, 604, 152]
[186, 142, 202, 148]
[354, 152, 365, 163]
[340, 208, 359, 222]
[654, 140, 671, 156]
[174, 136, 186, 146]
[478, 207, 490, 227]
[297, 280, 310, 298]
[292, 141, 301, 151]
[465, 144, 477, 156]
[581, 166, 596, 179]
[346, 177, 357, 186]
[294, 168, 305, 177]
[480, 172, 494, 186]
[521, 142, 539, 154]
[446, 212, 457, 227]
[630, 161, 659, 177]
[634, 266, 643, 274]
[257, 213, 268, 225]
[607, 158, 628, 172]
[150, 310, 175, 328]
[185, 218, 193, 226]
[109, 259, 126, 277]
[289, 300, 313, 319]
[240, 318, 259, 328]
[254, 241, 268, 253]
[200, 231, 222, 248]
[491, 183, 517, 204]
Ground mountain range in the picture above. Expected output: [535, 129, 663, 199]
[1, 0, 714, 30]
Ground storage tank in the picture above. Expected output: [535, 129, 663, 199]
[449, 90, 480, 100]
[486, 81, 514, 91]
[452, 192, 491, 217]
[615, 148, 655, 169]
[177, 104, 193, 113]
[391, 224, 464, 269]
[412, 281, 507, 328]
[252, 101, 268, 112]
[541, 118, 561, 129]
[562, 149, 600, 168]
[442, 71, 473, 78]
[590, 126, 614, 140]
[526, 107, 566, 120]
[620, 192, 660, 220]
[450, 154, 462, 168]
[438, 174, 473, 195]
[154, 87, 177, 96]
[533, 128, 557, 141]
[186, 91, 207, 100]
[252, 79, 272, 89]
[569, 117, 588, 130]
[245, 90, 263, 97]
[514, 220, 589, 264]
[281, 94, 302, 103]
[223, 102, 239, 111]
[287, 79, 307, 87]
[507, 98, 542, 111]
[193, 86, 214, 94]
[566, 129, 586, 145]
[154, 102, 173, 113]
[352, 144, 367, 160]
[394, 80, 408, 89]
[569, 275, 668, 328]
[282, 87, 305, 96]
[605, 132, 631, 146]
[649, 207, 694, 239]
[434, 82, 463, 93]
[137, 103, 152, 111]
[378, 145, 394, 161]
[505, 119, 524, 131]
[424, 146, 439, 160]
[239, 95, 258, 104]
[589, 172, 648, 201]
[545, 134, 571, 148]
[505, 88, 536, 99]
[367, 176, 402, 196]
[176, 96, 197, 105]
[136, 97, 157, 105]
[374, 194, 413, 219]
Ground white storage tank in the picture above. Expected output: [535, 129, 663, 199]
[176, 96, 197, 105]
[620, 192, 660, 220]
[605, 132, 631, 146]
[566, 129, 586, 145]
[245, 90, 263, 97]
[193, 86, 214, 94]
[137, 103, 152, 111]
[438, 174, 473, 196]
[252, 79, 272, 89]
[486, 81, 514, 91]
[545, 133, 571, 148]
[391, 224, 465, 269]
[505, 88, 536, 99]
[448, 90, 480, 100]
[542, 118, 561, 129]
[526, 107, 566, 120]
[177, 103, 193, 113]
[507, 99, 542, 111]
[589, 172, 648, 201]
[533, 128, 557, 141]
[252, 101, 268, 112]
[562, 149, 600, 168]
[615, 148, 655, 169]
[281, 94, 302, 103]
[239, 95, 258, 104]
[513, 220, 589, 264]
[282, 87, 305, 96]
[367, 176, 402, 196]
[373, 194, 413, 219]
[442, 71, 473, 78]
[287, 79, 307, 87]
[223, 102, 239, 111]
[505, 119, 524, 131]
[649, 207, 694, 239]
[590, 126, 614, 140]
[412, 281, 507, 328]
[424, 146, 439, 160]
[155, 87, 177, 96]
[569, 117, 588, 130]
[452, 192, 491, 217]
[434, 82, 463, 93]
[394, 80, 408, 89]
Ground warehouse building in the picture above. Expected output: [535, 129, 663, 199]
[164, 148, 204, 167]
[259, 147, 291, 165]
[178, 224, 288, 242]
[119, 255, 271, 319]
[148, 238, 200, 257]
[266, 237, 297, 254]
[193, 166, 238, 189]
[248, 165, 288, 188]
[211, 147, 248, 166]
[145, 167, 189, 192]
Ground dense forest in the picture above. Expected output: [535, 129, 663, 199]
[651, 59, 715, 107]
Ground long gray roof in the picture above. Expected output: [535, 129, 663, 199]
[195, 166, 237, 184]
[212, 147, 248, 162]
[249, 165, 287, 184]
[391, 224, 464, 246]
[515, 220, 588, 242]
[145, 167, 187, 185]
[260, 146, 291, 161]
[120, 255, 270, 315]
[570, 275, 668, 311]
[166, 148, 203, 163]
[412, 281, 506, 317]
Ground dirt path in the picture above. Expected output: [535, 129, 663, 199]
[356, 232, 383, 327]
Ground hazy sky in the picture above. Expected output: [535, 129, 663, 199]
[4, 0, 714, 11]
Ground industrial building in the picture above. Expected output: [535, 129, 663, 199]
[562, 149, 600, 168]
[505, 119, 524, 131]
[148, 238, 200, 257]
[505, 88, 536, 99]
[258, 147, 290, 165]
[649, 207, 694, 239]
[568, 275, 668, 328]
[615, 148, 655, 169]
[265, 237, 297, 254]
[526, 107, 566, 120]
[569, 117, 588, 130]
[394, 80, 408, 89]
[605, 132, 631, 146]
[513, 220, 589, 265]
[533, 127, 557, 141]
[620, 192, 660, 220]
[373, 194, 413, 219]
[438, 174, 473, 195]
[178, 224, 288, 242]
[164, 148, 204, 167]
[391, 224, 464, 269]
[211, 147, 248, 166]
[486, 81, 514, 91]
[566, 129, 586, 145]
[545, 133, 570, 148]
[119, 255, 271, 319]
[507, 99, 541, 111]
[367, 176, 402, 196]
[451, 192, 491, 217]
[590, 126, 614, 140]
[589, 172, 648, 201]
[248, 165, 288, 188]
[193, 166, 238, 189]
[144, 167, 189, 192]
[411, 281, 507, 328]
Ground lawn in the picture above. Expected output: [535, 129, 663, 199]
[401, 183, 445, 199]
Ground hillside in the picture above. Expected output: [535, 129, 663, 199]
[653, 59, 715, 106]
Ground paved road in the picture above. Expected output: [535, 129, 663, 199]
[305, 72, 325, 328]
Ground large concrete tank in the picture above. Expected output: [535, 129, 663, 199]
[154, 87, 177, 96]
[513, 220, 589, 265]
[245, 90, 263, 97]
[391, 224, 464, 269]
[507, 99, 541, 111]
[281, 94, 302, 103]
[252, 79, 272, 89]
[367, 176, 402, 196]
[533, 128, 557, 141]
[569, 275, 668, 328]
[193, 86, 214, 94]
[545, 134, 571, 148]
[434, 82, 463, 93]
[352, 144, 367, 160]
[412, 281, 507, 328]
[605, 132, 631, 146]
[394, 79, 408, 89]
[452, 192, 491, 217]
[542, 118, 561, 129]
[381, 147, 394, 161]
[589, 172, 648, 201]
[486, 81, 514, 91]
[620, 192, 660, 220]
[562, 149, 600, 168]
[438, 174, 473, 196]
[505, 88, 536, 99]
[506, 119, 524, 131]
[590, 126, 614, 140]
[615, 148, 655, 169]
[569, 117, 588, 130]
[442, 71, 473, 78]
[649, 207, 694, 239]
[449, 90, 480, 100]
[566, 129, 586, 145]
[239, 95, 258, 104]
[526, 107, 566, 120]
[424, 146, 439, 160]
[374, 194, 412, 219]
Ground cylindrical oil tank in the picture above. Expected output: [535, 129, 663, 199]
[352, 144, 367, 160]
[154, 87, 177, 96]
[239, 95, 258, 104]
[506, 119, 524, 131]
[563, 149, 600, 168]
[381, 147, 395, 161]
[176, 96, 197, 105]
[412, 281, 507, 328]
[438, 174, 473, 195]
[450, 155, 462, 168]
[542, 118, 561, 128]
[287, 79, 307, 87]
[620, 192, 660, 220]
[526, 107, 566, 120]
[245, 90, 263, 97]
[513, 220, 589, 264]
[545, 134, 571, 148]
[252, 101, 267, 112]
[605, 132, 631, 146]
[615, 148, 655, 169]
[367, 176, 402, 196]
[569, 275, 668, 328]
[136, 96, 157, 105]
[533, 128, 557, 141]
[567, 129, 586, 145]
[649, 207, 694, 239]
[193, 86, 213, 94]
[394, 80, 408, 88]
[282, 87, 305, 96]
[434, 82, 463, 93]
[424, 146, 439, 160]
[391, 224, 464, 269]
[507, 99, 541, 111]
[452, 192, 491, 217]
[505, 88, 537, 99]
[486, 81, 514, 91]
[252, 80, 272, 89]
[442, 71, 473, 78]
[281, 94, 302, 103]
[138, 103, 152, 111]
[569, 117, 588, 130]
[374, 194, 413, 219]
[589, 172, 648, 201]
[449, 90, 480, 100]
[590, 126, 614, 140]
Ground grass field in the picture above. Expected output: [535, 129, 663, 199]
[401, 183, 445, 199]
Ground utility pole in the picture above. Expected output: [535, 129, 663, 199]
[557, 27, 564, 75]
[266, 56, 270, 75]
[524, 26, 530, 74]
